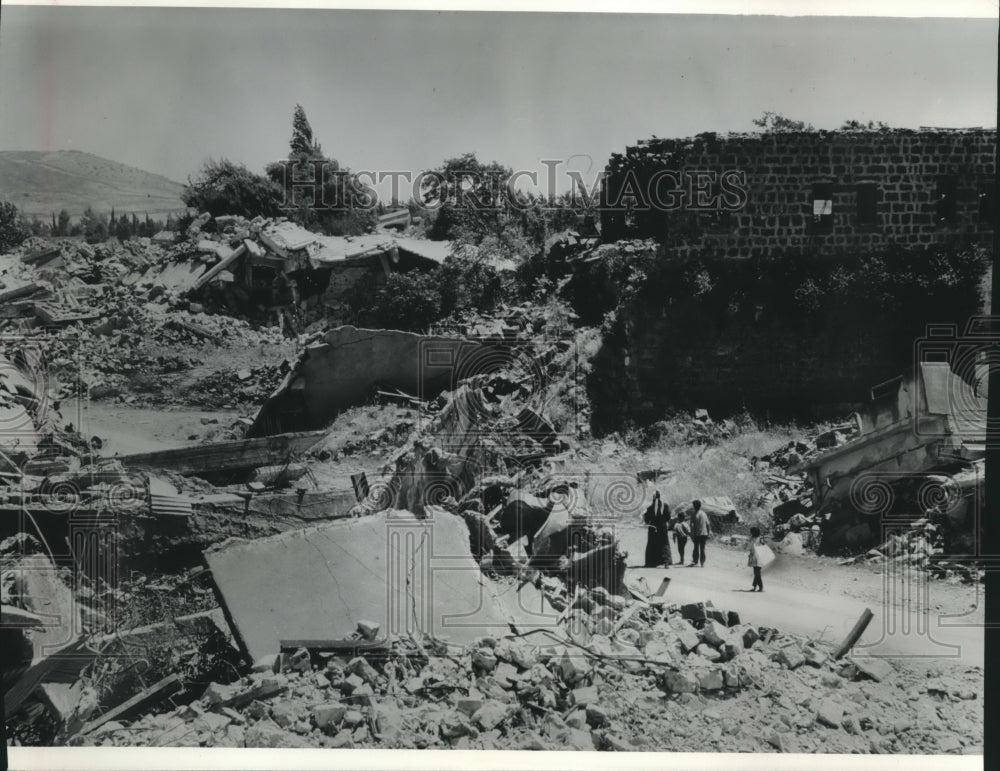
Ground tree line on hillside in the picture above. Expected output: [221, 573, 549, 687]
[0, 200, 177, 250]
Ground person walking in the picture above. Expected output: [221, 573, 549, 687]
[748, 526, 764, 591]
[643, 491, 670, 568]
[673, 511, 690, 565]
[688, 499, 711, 567]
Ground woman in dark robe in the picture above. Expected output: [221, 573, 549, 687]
[643, 491, 671, 567]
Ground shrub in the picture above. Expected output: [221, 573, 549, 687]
[0, 201, 30, 251]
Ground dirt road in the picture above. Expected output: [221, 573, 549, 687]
[620, 523, 984, 667]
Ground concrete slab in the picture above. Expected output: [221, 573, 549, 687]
[205, 510, 560, 662]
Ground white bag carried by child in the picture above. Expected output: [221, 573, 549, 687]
[753, 542, 776, 569]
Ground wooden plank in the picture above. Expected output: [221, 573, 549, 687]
[77, 674, 182, 735]
[833, 608, 874, 660]
[192, 244, 247, 291]
[116, 429, 329, 477]
[3, 638, 94, 715]
[0, 282, 45, 303]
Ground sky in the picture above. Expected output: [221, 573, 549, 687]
[0, 8, 996, 195]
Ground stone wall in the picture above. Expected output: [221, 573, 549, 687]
[600, 129, 996, 258]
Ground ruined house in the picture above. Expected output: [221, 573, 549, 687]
[599, 128, 997, 256]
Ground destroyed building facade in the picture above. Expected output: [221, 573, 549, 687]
[599, 128, 997, 256]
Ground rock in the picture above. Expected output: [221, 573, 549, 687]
[585, 703, 609, 727]
[244, 719, 311, 748]
[312, 703, 346, 732]
[357, 619, 381, 640]
[774, 645, 806, 670]
[804, 647, 828, 668]
[851, 656, 895, 683]
[472, 648, 498, 673]
[695, 667, 725, 691]
[565, 709, 588, 729]
[699, 620, 728, 648]
[726, 611, 741, 627]
[558, 650, 588, 685]
[345, 656, 380, 686]
[816, 699, 844, 728]
[456, 697, 484, 717]
[660, 670, 698, 693]
[680, 602, 707, 623]
[493, 661, 519, 688]
[667, 617, 701, 652]
[346, 682, 374, 705]
[342, 709, 364, 728]
[570, 685, 599, 707]
[741, 626, 761, 648]
[270, 701, 303, 729]
[286, 647, 311, 673]
[329, 730, 354, 749]
[224, 724, 245, 747]
[341, 673, 365, 694]
[472, 700, 509, 731]
[766, 731, 788, 751]
[439, 711, 476, 740]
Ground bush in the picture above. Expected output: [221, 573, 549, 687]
[364, 271, 443, 332]
[0, 201, 30, 251]
[183, 159, 284, 218]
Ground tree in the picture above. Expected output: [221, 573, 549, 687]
[290, 104, 321, 157]
[57, 209, 71, 236]
[752, 112, 813, 132]
[420, 153, 516, 242]
[840, 119, 890, 131]
[183, 158, 284, 218]
[265, 106, 374, 236]
[0, 201, 30, 250]
[80, 206, 109, 244]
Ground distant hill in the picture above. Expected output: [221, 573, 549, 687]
[0, 150, 187, 220]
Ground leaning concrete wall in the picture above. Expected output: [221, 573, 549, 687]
[249, 326, 485, 436]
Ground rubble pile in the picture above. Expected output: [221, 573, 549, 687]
[60, 596, 981, 754]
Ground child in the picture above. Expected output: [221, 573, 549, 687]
[748, 526, 764, 592]
[673, 512, 690, 565]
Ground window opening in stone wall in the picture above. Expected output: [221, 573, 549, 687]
[856, 182, 879, 227]
[810, 182, 834, 234]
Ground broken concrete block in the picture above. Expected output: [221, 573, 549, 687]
[695, 667, 725, 691]
[202, 682, 239, 707]
[270, 701, 304, 729]
[329, 730, 354, 748]
[766, 731, 787, 751]
[558, 650, 588, 685]
[706, 608, 727, 624]
[342, 709, 364, 728]
[340, 673, 365, 694]
[741, 626, 760, 648]
[472, 648, 498, 673]
[726, 610, 741, 627]
[774, 645, 806, 670]
[851, 656, 895, 683]
[472, 700, 509, 731]
[493, 661, 519, 688]
[345, 656, 380, 686]
[357, 619, 381, 640]
[439, 711, 475, 740]
[699, 620, 728, 647]
[804, 647, 829, 668]
[456, 697, 484, 717]
[585, 703, 609, 727]
[570, 685, 599, 707]
[244, 719, 311, 748]
[680, 602, 707, 623]
[287, 647, 311, 673]
[660, 670, 698, 693]
[311, 703, 346, 733]
[816, 698, 844, 728]
[667, 617, 701, 652]
[566, 709, 588, 729]
[346, 682, 374, 705]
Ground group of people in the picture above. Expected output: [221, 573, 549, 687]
[643, 492, 766, 591]
[642, 493, 712, 568]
